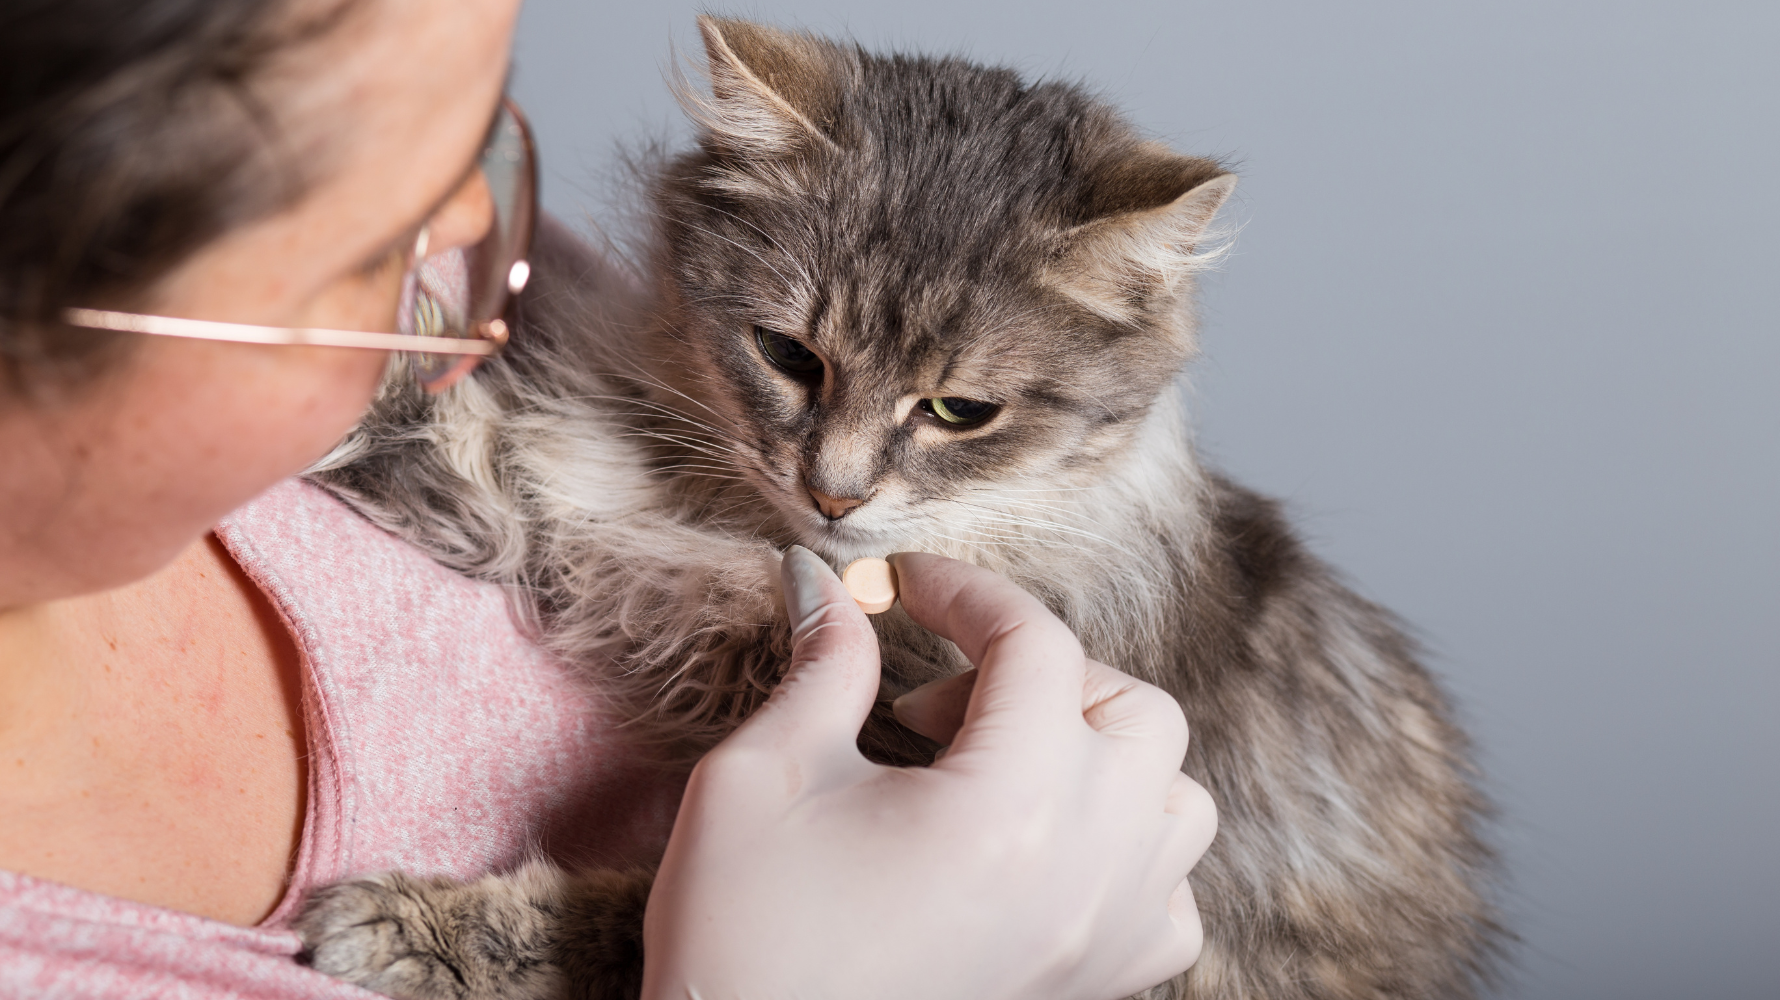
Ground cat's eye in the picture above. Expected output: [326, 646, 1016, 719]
[756, 326, 824, 375]
[921, 396, 999, 426]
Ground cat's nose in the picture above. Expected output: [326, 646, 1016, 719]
[808, 487, 864, 520]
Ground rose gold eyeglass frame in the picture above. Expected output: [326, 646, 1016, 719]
[63, 98, 539, 394]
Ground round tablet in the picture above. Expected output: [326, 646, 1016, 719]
[842, 557, 899, 614]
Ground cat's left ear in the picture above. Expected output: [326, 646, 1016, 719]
[1048, 160, 1237, 322]
[687, 16, 853, 159]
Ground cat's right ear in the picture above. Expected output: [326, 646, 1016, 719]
[686, 16, 852, 159]
[1047, 162, 1238, 324]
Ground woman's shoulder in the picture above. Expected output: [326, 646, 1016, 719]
[219, 477, 496, 620]
[1, 480, 681, 992]
[217, 479, 681, 908]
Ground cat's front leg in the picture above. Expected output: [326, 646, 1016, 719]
[295, 861, 652, 1000]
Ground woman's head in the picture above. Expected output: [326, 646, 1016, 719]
[3, 0, 339, 382]
[0, 0, 523, 607]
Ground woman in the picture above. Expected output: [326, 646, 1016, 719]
[0, 1, 1217, 997]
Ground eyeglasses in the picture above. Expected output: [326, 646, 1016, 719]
[63, 98, 538, 394]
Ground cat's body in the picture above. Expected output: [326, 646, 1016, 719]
[297, 18, 1501, 1000]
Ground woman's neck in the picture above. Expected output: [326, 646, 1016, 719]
[0, 534, 307, 926]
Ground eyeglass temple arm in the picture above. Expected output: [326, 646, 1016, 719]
[62, 308, 505, 355]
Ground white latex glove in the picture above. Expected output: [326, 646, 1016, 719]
[640, 548, 1217, 1000]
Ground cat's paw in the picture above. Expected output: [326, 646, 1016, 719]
[295, 870, 560, 1000]
[295, 872, 464, 999]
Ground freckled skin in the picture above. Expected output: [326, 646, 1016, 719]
[0, 536, 306, 923]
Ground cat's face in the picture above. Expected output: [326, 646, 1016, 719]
[649, 18, 1234, 556]
[663, 201, 1178, 554]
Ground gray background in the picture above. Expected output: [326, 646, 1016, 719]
[508, 1, 1779, 997]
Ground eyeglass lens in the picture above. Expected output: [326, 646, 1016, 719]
[403, 100, 537, 392]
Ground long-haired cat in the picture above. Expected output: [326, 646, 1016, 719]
[297, 17, 1503, 1000]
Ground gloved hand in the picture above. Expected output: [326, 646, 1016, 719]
[641, 547, 1216, 1000]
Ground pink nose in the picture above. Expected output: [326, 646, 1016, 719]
[808, 487, 864, 520]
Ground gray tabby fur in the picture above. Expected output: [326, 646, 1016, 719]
[297, 16, 1503, 1000]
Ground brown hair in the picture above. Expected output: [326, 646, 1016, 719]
[0, 0, 353, 388]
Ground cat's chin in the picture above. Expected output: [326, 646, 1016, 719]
[788, 515, 912, 564]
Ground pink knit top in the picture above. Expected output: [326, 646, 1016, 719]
[0, 479, 684, 997]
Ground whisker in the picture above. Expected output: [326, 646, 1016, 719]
[935, 503, 1141, 558]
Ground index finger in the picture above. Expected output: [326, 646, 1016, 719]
[886, 552, 1086, 757]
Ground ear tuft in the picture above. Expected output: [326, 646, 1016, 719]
[1047, 166, 1237, 322]
[684, 16, 852, 159]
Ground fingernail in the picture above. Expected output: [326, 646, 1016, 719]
[781, 545, 839, 627]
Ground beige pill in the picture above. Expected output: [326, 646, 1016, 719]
[842, 557, 899, 614]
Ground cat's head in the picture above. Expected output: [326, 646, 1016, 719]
[648, 17, 1234, 556]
